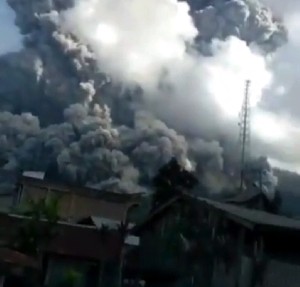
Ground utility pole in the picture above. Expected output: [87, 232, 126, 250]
[239, 80, 251, 191]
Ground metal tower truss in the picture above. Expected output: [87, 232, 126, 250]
[239, 80, 251, 189]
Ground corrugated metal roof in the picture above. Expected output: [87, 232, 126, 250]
[198, 197, 300, 231]
[80, 216, 135, 230]
[22, 171, 45, 180]
[125, 235, 140, 246]
[134, 192, 300, 234]
[91, 216, 120, 229]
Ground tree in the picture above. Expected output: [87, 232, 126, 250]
[151, 158, 198, 210]
[58, 268, 82, 287]
[11, 196, 60, 256]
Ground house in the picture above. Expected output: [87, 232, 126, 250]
[194, 196, 300, 287]
[128, 195, 192, 286]
[0, 171, 144, 287]
[0, 211, 140, 287]
[130, 192, 300, 287]
[14, 172, 142, 222]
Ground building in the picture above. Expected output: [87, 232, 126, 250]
[0, 210, 140, 287]
[0, 171, 144, 287]
[15, 172, 142, 222]
[131, 192, 300, 287]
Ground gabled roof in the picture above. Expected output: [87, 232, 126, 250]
[134, 192, 300, 235]
[193, 196, 300, 232]
[22, 171, 45, 180]
[133, 195, 182, 234]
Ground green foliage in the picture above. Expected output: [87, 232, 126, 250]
[58, 268, 83, 287]
[11, 196, 60, 256]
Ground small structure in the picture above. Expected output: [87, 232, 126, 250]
[0, 171, 143, 287]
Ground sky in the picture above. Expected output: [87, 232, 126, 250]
[0, 1, 23, 55]
[257, 0, 300, 172]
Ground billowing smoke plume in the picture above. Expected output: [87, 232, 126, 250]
[0, 0, 288, 194]
[193, 0, 286, 53]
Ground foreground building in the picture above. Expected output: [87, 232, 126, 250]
[0, 171, 143, 287]
[1, 169, 300, 287]
[14, 172, 142, 222]
[131, 193, 300, 287]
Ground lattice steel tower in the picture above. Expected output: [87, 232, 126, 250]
[239, 80, 251, 190]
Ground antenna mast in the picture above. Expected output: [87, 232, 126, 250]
[239, 80, 251, 190]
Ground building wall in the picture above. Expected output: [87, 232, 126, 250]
[0, 196, 14, 212]
[213, 255, 300, 287]
[19, 181, 133, 221]
[263, 259, 300, 287]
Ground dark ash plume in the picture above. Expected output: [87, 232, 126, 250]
[0, 0, 287, 194]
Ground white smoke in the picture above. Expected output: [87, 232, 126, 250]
[252, 0, 300, 173]
[58, 0, 288, 196]
[61, 0, 197, 90]
[0, 1, 23, 55]
[0, 0, 292, 195]
[253, 168, 278, 201]
[61, 0, 272, 137]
